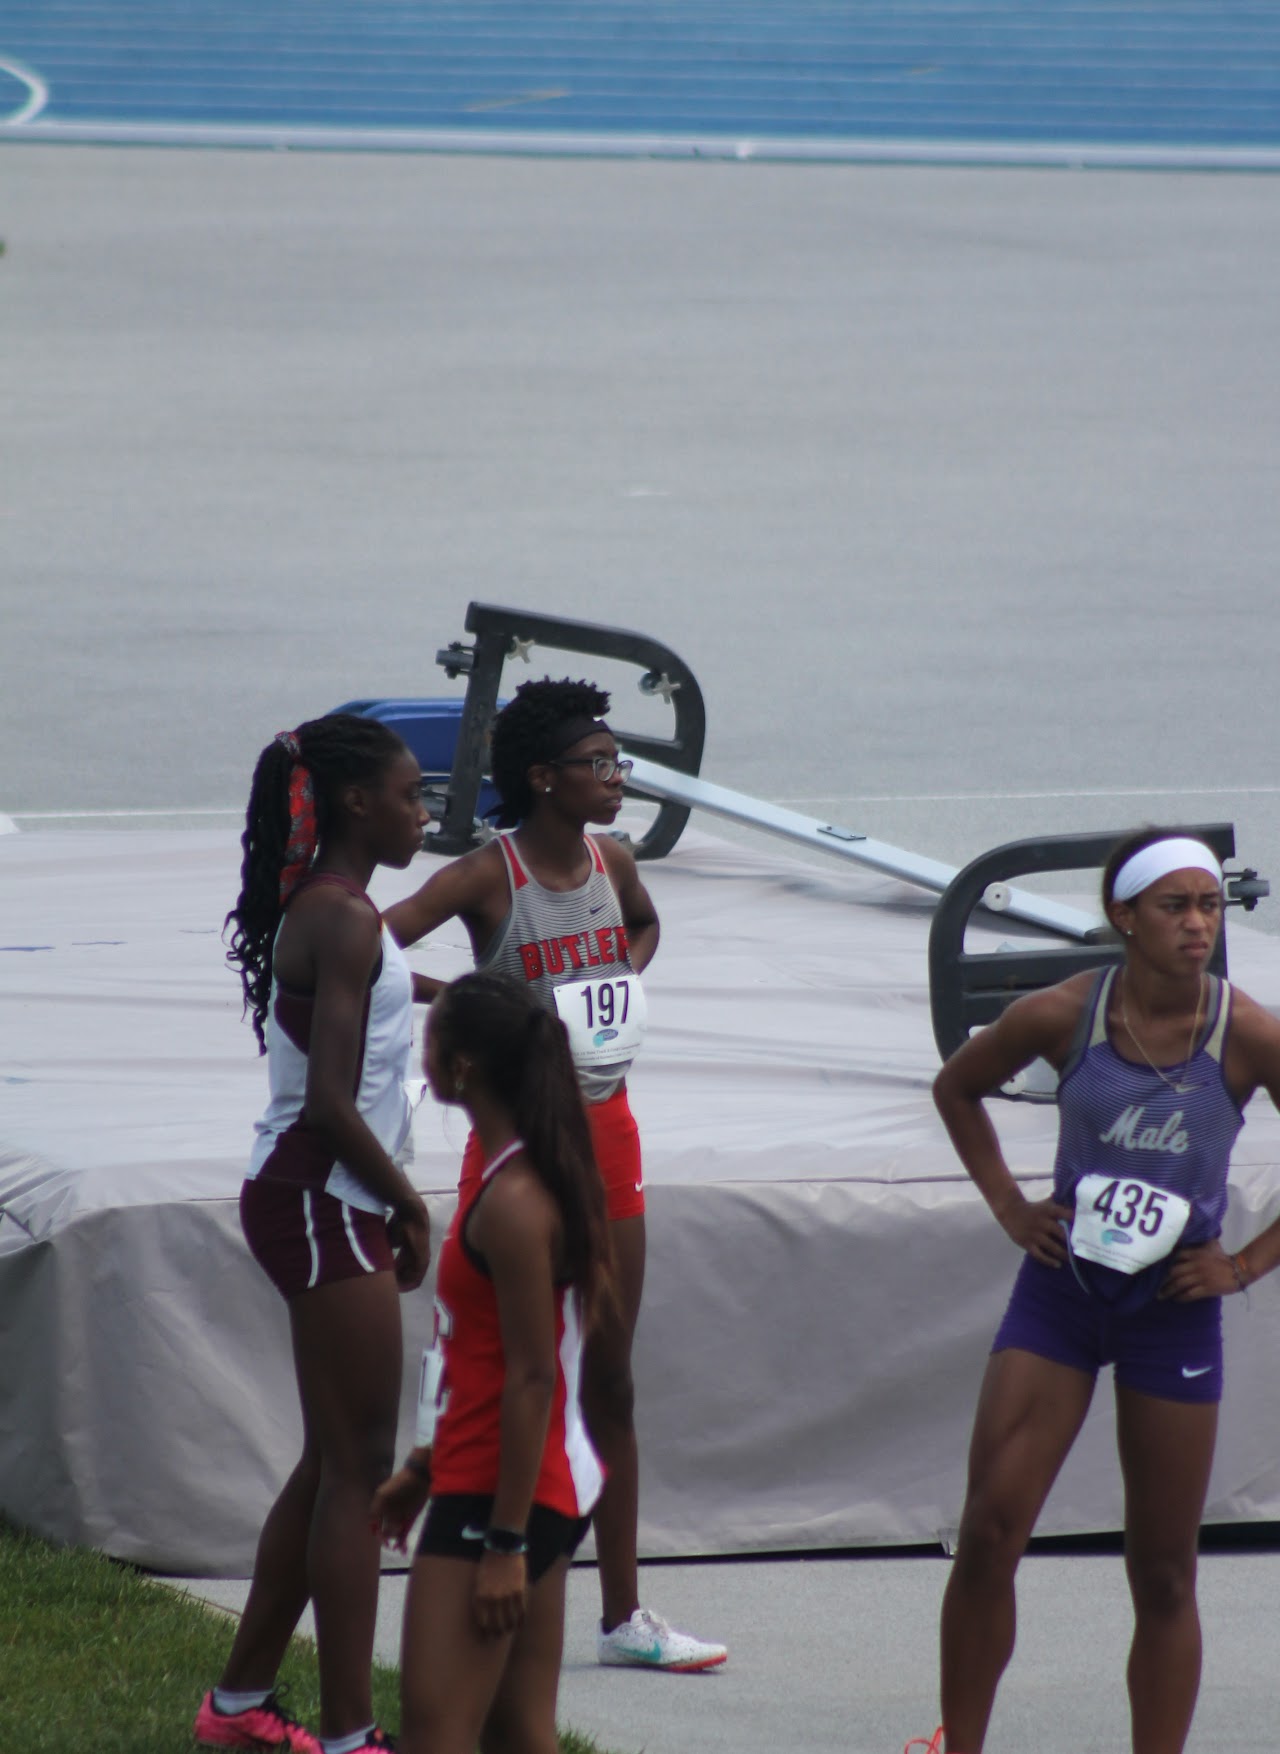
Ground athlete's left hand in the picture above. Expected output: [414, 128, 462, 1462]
[471, 1551, 528, 1638]
[390, 1195, 431, 1291]
[371, 1461, 431, 1550]
[1158, 1240, 1239, 1302]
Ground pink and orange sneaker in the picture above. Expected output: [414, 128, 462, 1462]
[193, 1688, 321, 1752]
[903, 1733, 947, 1754]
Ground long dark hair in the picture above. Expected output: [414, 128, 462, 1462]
[225, 712, 408, 1051]
[432, 972, 614, 1323]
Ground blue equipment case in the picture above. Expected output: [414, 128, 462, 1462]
[332, 696, 502, 820]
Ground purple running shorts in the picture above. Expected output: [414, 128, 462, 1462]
[992, 1253, 1223, 1404]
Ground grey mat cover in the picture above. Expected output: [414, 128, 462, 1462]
[3, 826, 1279, 1574]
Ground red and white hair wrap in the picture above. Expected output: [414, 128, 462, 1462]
[275, 730, 317, 904]
[1113, 837, 1222, 904]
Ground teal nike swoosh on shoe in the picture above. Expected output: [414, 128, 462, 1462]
[596, 1607, 728, 1671]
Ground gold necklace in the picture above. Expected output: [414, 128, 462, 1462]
[1119, 970, 1206, 1096]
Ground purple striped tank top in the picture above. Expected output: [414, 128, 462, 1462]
[1054, 967, 1243, 1304]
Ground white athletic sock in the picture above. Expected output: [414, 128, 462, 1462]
[321, 1728, 376, 1754]
[213, 1686, 272, 1714]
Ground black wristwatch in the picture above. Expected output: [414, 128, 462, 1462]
[482, 1525, 529, 1556]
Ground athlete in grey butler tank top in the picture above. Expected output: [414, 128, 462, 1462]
[385, 677, 728, 1673]
[911, 829, 1280, 1754]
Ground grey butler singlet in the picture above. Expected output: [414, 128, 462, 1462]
[477, 833, 637, 1102]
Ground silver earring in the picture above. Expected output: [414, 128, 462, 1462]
[545, 786, 552, 793]
[455, 1076, 465, 1096]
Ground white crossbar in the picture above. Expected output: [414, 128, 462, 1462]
[623, 754, 1101, 942]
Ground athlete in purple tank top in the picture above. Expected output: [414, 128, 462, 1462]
[907, 828, 1280, 1754]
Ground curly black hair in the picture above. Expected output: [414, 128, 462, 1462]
[488, 677, 611, 828]
[224, 712, 408, 1051]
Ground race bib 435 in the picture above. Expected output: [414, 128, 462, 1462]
[1070, 1173, 1191, 1275]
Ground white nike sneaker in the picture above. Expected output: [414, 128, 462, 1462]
[597, 1607, 728, 1671]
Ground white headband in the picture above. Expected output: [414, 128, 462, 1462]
[1113, 838, 1223, 904]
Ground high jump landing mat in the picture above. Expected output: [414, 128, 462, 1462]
[4, 822, 1280, 1574]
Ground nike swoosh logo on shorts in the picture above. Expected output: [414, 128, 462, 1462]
[589, 903, 607, 914]
[1181, 1365, 1213, 1379]
[460, 1523, 488, 1540]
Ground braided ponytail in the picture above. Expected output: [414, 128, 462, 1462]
[225, 712, 408, 1051]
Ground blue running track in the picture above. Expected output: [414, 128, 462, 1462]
[2, 3, 1279, 162]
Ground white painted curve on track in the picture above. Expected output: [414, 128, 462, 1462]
[0, 58, 48, 126]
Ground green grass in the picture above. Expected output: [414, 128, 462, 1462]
[0, 1518, 611, 1754]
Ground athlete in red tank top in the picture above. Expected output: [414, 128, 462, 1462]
[374, 974, 610, 1754]
[430, 1134, 604, 1518]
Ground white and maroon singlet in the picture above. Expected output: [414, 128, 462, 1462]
[247, 873, 415, 1215]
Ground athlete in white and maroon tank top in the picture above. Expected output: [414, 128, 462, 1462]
[212, 714, 431, 1754]
[249, 872, 416, 1213]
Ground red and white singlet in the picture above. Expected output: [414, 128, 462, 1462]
[424, 1139, 605, 1520]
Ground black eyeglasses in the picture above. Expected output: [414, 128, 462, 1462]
[551, 755, 634, 783]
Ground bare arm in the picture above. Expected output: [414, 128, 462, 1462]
[383, 841, 509, 951]
[371, 1445, 432, 1551]
[1162, 990, 1280, 1302]
[383, 845, 511, 1008]
[598, 836, 660, 973]
[933, 979, 1087, 1266]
